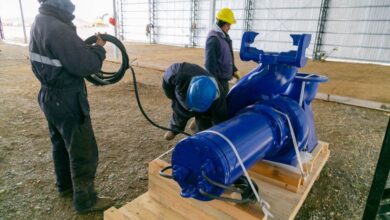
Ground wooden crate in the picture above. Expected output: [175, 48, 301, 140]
[105, 141, 330, 220]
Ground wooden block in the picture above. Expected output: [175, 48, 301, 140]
[249, 162, 302, 193]
[248, 142, 328, 192]
[303, 141, 329, 174]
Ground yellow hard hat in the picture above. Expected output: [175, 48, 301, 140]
[216, 8, 236, 24]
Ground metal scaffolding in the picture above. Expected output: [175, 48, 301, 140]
[190, 0, 199, 47]
[312, 0, 330, 60]
[118, 0, 125, 40]
[148, 0, 157, 44]
[0, 17, 4, 40]
[18, 0, 27, 44]
[244, 0, 255, 31]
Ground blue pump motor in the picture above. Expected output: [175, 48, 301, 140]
[170, 32, 328, 201]
[172, 96, 308, 200]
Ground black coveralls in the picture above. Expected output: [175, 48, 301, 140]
[29, 5, 105, 211]
[162, 62, 227, 133]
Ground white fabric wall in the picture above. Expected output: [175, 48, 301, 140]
[120, 0, 390, 63]
[251, 0, 321, 56]
[155, 0, 191, 46]
[120, 0, 149, 42]
[322, 0, 390, 63]
[196, 0, 215, 48]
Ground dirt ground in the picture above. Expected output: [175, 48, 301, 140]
[120, 42, 390, 104]
[0, 42, 389, 220]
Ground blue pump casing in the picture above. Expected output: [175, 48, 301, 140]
[171, 31, 328, 201]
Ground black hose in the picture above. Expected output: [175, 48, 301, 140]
[200, 171, 259, 203]
[202, 170, 244, 193]
[84, 34, 129, 86]
[159, 166, 174, 179]
[84, 34, 191, 136]
[198, 188, 255, 204]
[128, 65, 191, 136]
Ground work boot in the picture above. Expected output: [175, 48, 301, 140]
[164, 131, 176, 140]
[58, 188, 73, 198]
[77, 196, 114, 214]
[189, 119, 196, 132]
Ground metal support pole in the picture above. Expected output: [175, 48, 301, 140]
[148, 0, 156, 44]
[244, 0, 255, 32]
[209, 0, 216, 29]
[0, 17, 4, 40]
[363, 118, 390, 219]
[113, 0, 118, 38]
[119, 0, 124, 40]
[190, 0, 199, 47]
[112, 0, 119, 60]
[312, 0, 330, 60]
[18, 0, 28, 44]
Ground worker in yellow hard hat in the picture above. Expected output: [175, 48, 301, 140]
[204, 8, 241, 122]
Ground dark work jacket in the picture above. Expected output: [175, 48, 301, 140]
[205, 25, 237, 81]
[163, 62, 215, 110]
[29, 5, 106, 91]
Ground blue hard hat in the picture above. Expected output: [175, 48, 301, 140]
[187, 76, 220, 112]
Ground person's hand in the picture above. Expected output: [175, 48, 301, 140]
[233, 71, 242, 80]
[95, 33, 106, 47]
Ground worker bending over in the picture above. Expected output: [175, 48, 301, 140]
[162, 62, 227, 140]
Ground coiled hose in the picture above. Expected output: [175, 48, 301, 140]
[84, 34, 129, 86]
[84, 34, 190, 136]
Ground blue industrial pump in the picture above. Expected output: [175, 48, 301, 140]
[163, 32, 328, 202]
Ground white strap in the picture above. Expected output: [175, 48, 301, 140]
[272, 108, 308, 180]
[157, 147, 175, 160]
[29, 52, 62, 67]
[298, 74, 314, 107]
[201, 130, 274, 219]
[298, 81, 306, 107]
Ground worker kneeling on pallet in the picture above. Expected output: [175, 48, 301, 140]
[162, 62, 228, 140]
[30, 0, 113, 214]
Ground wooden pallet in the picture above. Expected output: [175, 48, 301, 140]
[105, 141, 329, 220]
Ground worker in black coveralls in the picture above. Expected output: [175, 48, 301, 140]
[162, 62, 227, 140]
[29, 0, 113, 213]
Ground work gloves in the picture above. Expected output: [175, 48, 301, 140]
[233, 71, 242, 80]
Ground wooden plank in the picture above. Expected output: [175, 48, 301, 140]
[105, 192, 188, 220]
[140, 192, 188, 220]
[119, 194, 158, 220]
[115, 192, 188, 220]
[148, 181, 219, 220]
[104, 207, 129, 220]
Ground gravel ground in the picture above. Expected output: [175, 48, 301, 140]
[0, 42, 389, 220]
